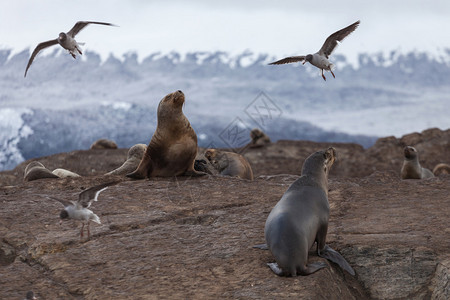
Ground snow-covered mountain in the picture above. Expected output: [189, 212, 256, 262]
[0, 48, 449, 171]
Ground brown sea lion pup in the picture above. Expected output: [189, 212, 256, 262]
[263, 147, 355, 276]
[204, 149, 254, 180]
[433, 163, 450, 176]
[106, 144, 147, 176]
[24, 161, 59, 181]
[127, 90, 205, 179]
[194, 152, 219, 176]
[249, 128, 271, 148]
[90, 138, 118, 149]
[400, 146, 434, 179]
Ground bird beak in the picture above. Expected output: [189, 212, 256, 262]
[302, 61, 307, 65]
[59, 219, 63, 225]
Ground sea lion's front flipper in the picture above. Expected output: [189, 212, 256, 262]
[126, 152, 152, 179]
[318, 245, 355, 275]
[253, 243, 268, 250]
[267, 263, 284, 276]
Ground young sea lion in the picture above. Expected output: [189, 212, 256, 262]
[400, 146, 434, 179]
[264, 147, 355, 276]
[249, 128, 271, 148]
[204, 149, 254, 180]
[24, 161, 59, 182]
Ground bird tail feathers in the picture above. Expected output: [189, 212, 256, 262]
[91, 214, 101, 224]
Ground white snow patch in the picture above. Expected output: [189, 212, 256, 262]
[0, 108, 34, 170]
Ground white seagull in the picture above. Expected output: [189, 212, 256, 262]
[24, 21, 117, 77]
[269, 20, 360, 81]
[52, 181, 118, 239]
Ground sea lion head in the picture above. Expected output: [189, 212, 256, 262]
[204, 149, 218, 163]
[250, 128, 264, 141]
[302, 147, 337, 177]
[404, 146, 418, 160]
[157, 90, 185, 122]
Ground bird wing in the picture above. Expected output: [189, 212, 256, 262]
[78, 181, 119, 208]
[24, 39, 59, 77]
[318, 20, 360, 58]
[268, 56, 306, 65]
[67, 21, 116, 37]
[44, 195, 76, 208]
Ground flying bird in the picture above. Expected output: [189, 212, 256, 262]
[24, 21, 117, 77]
[52, 181, 118, 239]
[269, 20, 360, 81]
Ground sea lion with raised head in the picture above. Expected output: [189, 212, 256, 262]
[401, 146, 434, 179]
[24, 161, 59, 182]
[263, 147, 355, 276]
[127, 90, 205, 179]
[106, 144, 147, 176]
[204, 149, 254, 180]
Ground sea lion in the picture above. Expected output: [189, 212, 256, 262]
[194, 152, 219, 175]
[400, 146, 434, 179]
[249, 128, 271, 148]
[24, 161, 59, 182]
[90, 138, 118, 150]
[433, 163, 450, 176]
[204, 149, 254, 180]
[105, 144, 147, 176]
[127, 90, 205, 179]
[264, 147, 355, 276]
[52, 168, 80, 178]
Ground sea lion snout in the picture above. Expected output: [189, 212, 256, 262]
[404, 146, 416, 159]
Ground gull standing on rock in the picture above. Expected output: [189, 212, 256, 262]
[24, 21, 117, 77]
[269, 20, 360, 81]
[51, 181, 118, 239]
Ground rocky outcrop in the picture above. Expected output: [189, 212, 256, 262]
[0, 173, 448, 299]
[0, 128, 449, 299]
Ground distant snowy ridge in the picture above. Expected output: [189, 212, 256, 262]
[0, 48, 449, 171]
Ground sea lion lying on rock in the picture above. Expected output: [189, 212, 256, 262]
[90, 138, 118, 150]
[24, 162, 59, 181]
[249, 128, 271, 148]
[203, 149, 254, 180]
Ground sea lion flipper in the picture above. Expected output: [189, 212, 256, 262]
[318, 245, 355, 275]
[183, 170, 207, 177]
[267, 263, 284, 276]
[268, 261, 327, 276]
[126, 170, 146, 179]
[253, 243, 268, 250]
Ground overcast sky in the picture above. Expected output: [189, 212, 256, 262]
[1, 0, 450, 65]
